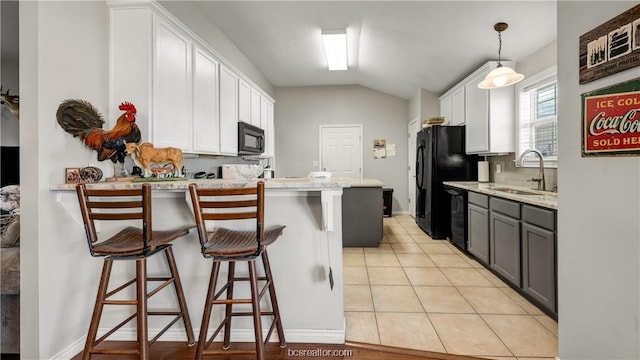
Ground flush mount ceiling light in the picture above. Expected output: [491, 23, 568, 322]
[478, 22, 525, 89]
[321, 29, 348, 71]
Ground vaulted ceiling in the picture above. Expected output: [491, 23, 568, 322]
[195, 1, 557, 100]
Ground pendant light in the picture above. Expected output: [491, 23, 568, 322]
[478, 22, 525, 89]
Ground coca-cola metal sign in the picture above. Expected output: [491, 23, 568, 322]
[582, 78, 640, 156]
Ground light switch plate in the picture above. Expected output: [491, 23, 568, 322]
[496, 163, 502, 174]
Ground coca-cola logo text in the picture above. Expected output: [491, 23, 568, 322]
[588, 108, 640, 136]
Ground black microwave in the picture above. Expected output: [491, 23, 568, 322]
[238, 121, 265, 155]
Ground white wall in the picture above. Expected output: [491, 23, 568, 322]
[409, 88, 440, 122]
[558, 2, 640, 359]
[20, 1, 115, 358]
[275, 85, 409, 213]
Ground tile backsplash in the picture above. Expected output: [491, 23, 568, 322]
[486, 153, 558, 191]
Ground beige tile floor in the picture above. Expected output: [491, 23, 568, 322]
[344, 214, 558, 360]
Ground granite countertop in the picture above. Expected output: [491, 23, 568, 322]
[443, 181, 558, 210]
[341, 178, 385, 187]
[49, 177, 357, 191]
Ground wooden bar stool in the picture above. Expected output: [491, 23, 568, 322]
[188, 181, 286, 360]
[76, 183, 195, 359]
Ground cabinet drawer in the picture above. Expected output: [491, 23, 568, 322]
[468, 192, 488, 208]
[490, 197, 520, 218]
[523, 205, 555, 231]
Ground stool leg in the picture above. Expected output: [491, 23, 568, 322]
[195, 261, 221, 360]
[248, 260, 265, 360]
[223, 261, 236, 350]
[136, 258, 149, 360]
[164, 247, 195, 346]
[261, 249, 286, 347]
[82, 259, 113, 360]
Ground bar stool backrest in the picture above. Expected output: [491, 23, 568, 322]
[76, 183, 152, 256]
[188, 182, 265, 258]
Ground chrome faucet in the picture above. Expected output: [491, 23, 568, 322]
[518, 149, 546, 191]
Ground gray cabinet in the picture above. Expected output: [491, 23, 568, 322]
[490, 207, 521, 287]
[522, 205, 556, 313]
[467, 193, 489, 264]
[342, 187, 383, 247]
[466, 193, 557, 316]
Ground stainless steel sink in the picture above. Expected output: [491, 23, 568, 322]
[492, 187, 541, 196]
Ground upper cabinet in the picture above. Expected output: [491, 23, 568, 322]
[465, 62, 515, 155]
[238, 79, 251, 124]
[440, 86, 465, 126]
[109, 2, 275, 158]
[192, 44, 220, 154]
[219, 64, 239, 156]
[440, 61, 516, 155]
[152, 18, 193, 150]
[250, 88, 262, 127]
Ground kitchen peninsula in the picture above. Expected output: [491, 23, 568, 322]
[50, 178, 353, 351]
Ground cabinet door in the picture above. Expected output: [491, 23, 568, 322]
[238, 79, 251, 124]
[250, 88, 261, 127]
[522, 222, 556, 313]
[490, 211, 521, 286]
[464, 71, 489, 153]
[468, 203, 489, 264]
[192, 46, 219, 154]
[219, 65, 238, 155]
[153, 18, 192, 150]
[451, 86, 466, 125]
[264, 100, 275, 158]
[440, 94, 452, 125]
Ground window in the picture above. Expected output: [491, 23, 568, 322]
[516, 66, 558, 167]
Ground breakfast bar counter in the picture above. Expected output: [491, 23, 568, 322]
[50, 178, 350, 346]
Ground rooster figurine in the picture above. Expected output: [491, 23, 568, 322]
[56, 100, 142, 178]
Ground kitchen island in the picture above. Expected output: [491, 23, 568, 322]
[50, 178, 351, 353]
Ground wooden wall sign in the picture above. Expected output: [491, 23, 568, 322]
[580, 4, 640, 84]
[582, 78, 640, 156]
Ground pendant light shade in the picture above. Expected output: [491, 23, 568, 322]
[478, 22, 525, 89]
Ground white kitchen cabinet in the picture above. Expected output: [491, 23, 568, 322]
[440, 93, 452, 125]
[266, 101, 275, 158]
[219, 65, 239, 155]
[192, 45, 220, 154]
[110, 2, 273, 157]
[152, 17, 192, 151]
[250, 88, 262, 127]
[464, 62, 515, 154]
[439, 85, 464, 125]
[451, 86, 466, 125]
[238, 79, 251, 124]
[261, 97, 275, 158]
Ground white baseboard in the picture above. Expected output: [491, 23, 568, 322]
[49, 327, 345, 360]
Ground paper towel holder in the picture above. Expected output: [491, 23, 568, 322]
[478, 160, 490, 183]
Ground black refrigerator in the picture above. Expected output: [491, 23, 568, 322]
[416, 125, 477, 239]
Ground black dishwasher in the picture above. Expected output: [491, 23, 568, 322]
[445, 186, 468, 251]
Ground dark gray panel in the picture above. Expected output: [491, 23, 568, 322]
[490, 197, 520, 219]
[522, 223, 556, 313]
[468, 203, 489, 264]
[522, 205, 555, 231]
[490, 211, 521, 287]
[342, 187, 383, 247]
[468, 191, 489, 208]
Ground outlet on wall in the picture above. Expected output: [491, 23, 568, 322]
[496, 163, 502, 174]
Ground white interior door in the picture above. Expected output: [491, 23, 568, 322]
[320, 125, 363, 179]
[408, 118, 419, 218]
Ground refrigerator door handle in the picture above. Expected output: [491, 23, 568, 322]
[416, 144, 424, 190]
